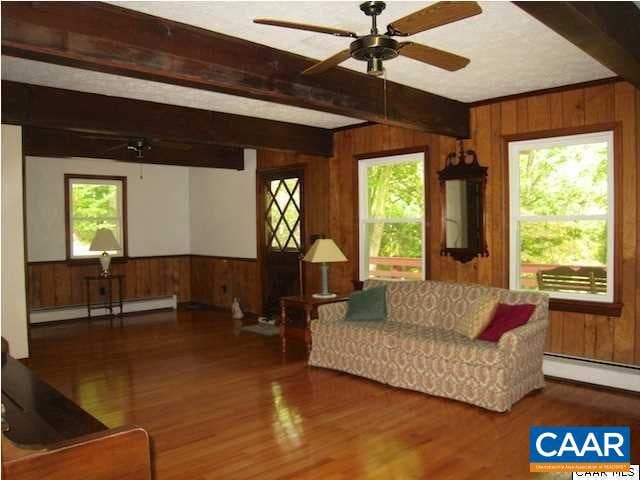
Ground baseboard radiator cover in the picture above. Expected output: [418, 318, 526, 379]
[543, 354, 640, 392]
[29, 295, 177, 324]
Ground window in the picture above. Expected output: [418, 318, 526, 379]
[65, 175, 127, 259]
[508, 130, 614, 303]
[264, 173, 302, 252]
[358, 151, 427, 281]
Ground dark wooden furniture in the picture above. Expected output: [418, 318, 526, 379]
[279, 293, 350, 354]
[1, 355, 151, 480]
[85, 274, 124, 319]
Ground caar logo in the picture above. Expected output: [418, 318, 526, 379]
[530, 427, 630, 473]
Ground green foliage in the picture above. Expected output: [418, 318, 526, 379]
[71, 184, 119, 247]
[366, 160, 423, 262]
[519, 143, 608, 266]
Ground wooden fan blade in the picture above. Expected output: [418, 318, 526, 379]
[302, 49, 352, 75]
[254, 19, 357, 38]
[102, 143, 128, 153]
[77, 133, 129, 142]
[398, 42, 470, 71]
[154, 140, 192, 150]
[388, 1, 482, 36]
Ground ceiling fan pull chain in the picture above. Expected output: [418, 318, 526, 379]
[383, 68, 388, 119]
[139, 163, 144, 180]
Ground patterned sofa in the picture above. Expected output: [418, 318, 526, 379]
[309, 280, 549, 412]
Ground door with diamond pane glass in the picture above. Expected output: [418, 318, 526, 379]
[261, 169, 305, 317]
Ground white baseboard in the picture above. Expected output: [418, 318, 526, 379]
[29, 295, 177, 324]
[543, 354, 640, 392]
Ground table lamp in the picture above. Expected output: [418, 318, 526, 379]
[89, 228, 121, 277]
[303, 239, 347, 298]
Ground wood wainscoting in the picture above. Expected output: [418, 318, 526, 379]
[190, 255, 261, 315]
[327, 80, 639, 366]
[27, 256, 192, 309]
[27, 255, 261, 315]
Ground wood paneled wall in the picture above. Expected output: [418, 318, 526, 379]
[27, 255, 263, 315]
[26, 81, 638, 365]
[27, 256, 192, 309]
[190, 256, 261, 314]
[327, 81, 639, 366]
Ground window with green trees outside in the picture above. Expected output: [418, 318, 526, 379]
[358, 151, 426, 281]
[66, 176, 126, 259]
[508, 130, 614, 302]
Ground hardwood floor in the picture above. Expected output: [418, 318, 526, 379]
[24, 310, 640, 480]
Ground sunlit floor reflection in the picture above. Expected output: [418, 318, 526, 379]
[271, 382, 304, 450]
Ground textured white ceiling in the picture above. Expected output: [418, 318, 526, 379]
[110, 0, 614, 102]
[1, 1, 615, 129]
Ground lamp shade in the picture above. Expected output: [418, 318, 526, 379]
[89, 229, 121, 252]
[303, 239, 347, 263]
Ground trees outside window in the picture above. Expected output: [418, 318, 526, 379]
[508, 131, 614, 302]
[65, 175, 127, 259]
[358, 151, 426, 281]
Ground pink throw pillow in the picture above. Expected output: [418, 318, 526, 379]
[477, 303, 536, 342]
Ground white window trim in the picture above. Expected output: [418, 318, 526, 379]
[508, 130, 614, 303]
[358, 152, 426, 281]
[68, 177, 124, 259]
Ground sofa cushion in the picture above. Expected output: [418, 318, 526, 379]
[346, 285, 387, 321]
[478, 303, 535, 342]
[386, 323, 504, 367]
[453, 291, 497, 339]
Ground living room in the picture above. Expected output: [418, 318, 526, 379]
[1, 1, 639, 479]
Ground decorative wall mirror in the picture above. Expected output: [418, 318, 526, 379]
[438, 142, 489, 263]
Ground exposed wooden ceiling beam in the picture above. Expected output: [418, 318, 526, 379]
[2, 81, 333, 160]
[0, 2, 469, 138]
[514, 1, 640, 89]
[23, 127, 244, 170]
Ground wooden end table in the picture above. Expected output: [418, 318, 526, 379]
[85, 274, 125, 320]
[279, 293, 350, 354]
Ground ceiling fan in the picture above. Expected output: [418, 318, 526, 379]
[76, 135, 195, 160]
[254, 1, 482, 76]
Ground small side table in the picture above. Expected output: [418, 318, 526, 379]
[279, 293, 350, 354]
[85, 275, 125, 320]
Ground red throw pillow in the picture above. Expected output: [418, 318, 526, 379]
[477, 303, 536, 342]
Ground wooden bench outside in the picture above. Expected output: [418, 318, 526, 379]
[536, 266, 607, 294]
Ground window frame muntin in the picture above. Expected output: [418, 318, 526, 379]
[357, 150, 427, 282]
[507, 129, 615, 303]
[64, 174, 128, 261]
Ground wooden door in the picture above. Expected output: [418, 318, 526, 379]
[259, 168, 305, 318]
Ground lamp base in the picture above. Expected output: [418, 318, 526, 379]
[98, 252, 112, 277]
[312, 292, 337, 299]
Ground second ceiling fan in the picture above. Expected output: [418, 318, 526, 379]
[255, 1, 482, 76]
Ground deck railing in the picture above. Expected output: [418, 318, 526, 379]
[368, 256, 422, 280]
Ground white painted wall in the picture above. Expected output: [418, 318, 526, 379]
[25, 156, 191, 261]
[1, 125, 29, 359]
[189, 149, 257, 258]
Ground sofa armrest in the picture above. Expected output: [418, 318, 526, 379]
[317, 301, 348, 322]
[498, 320, 549, 353]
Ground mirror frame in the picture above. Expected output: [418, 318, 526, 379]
[438, 145, 489, 263]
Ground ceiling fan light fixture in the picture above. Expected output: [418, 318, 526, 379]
[366, 57, 384, 76]
[255, 1, 481, 76]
